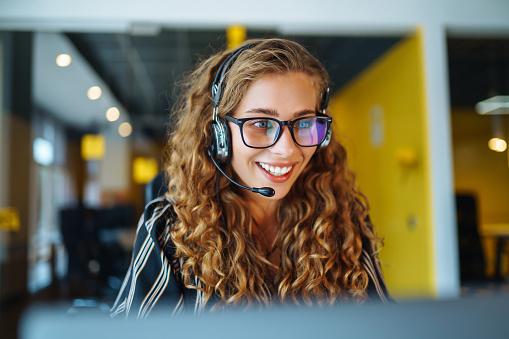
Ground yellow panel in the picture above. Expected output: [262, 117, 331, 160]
[81, 134, 105, 160]
[227, 25, 247, 50]
[0, 207, 20, 231]
[133, 157, 159, 184]
[329, 31, 434, 299]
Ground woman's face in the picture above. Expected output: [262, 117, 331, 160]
[229, 72, 318, 201]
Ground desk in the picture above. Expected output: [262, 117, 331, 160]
[21, 295, 509, 339]
[482, 224, 509, 280]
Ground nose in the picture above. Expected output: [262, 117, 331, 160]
[270, 126, 298, 156]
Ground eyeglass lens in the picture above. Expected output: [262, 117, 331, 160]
[242, 117, 328, 147]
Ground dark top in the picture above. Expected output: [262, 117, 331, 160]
[111, 197, 392, 319]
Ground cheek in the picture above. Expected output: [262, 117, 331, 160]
[229, 126, 242, 149]
[229, 126, 254, 175]
[230, 126, 244, 163]
[301, 147, 317, 166]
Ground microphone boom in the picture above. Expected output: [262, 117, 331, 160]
[208, 148, 275, 197]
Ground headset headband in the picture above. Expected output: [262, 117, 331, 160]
[211, 42, 261, 110]
[211, 41, 330, 116]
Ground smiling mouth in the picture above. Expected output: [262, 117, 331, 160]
[258, 162, 293, 176]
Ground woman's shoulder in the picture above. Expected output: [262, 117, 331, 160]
[111, 196, 184, 318]
[358, 213, 375, 254]
[356, 214, 394, 303]
[144, 196, 176, 218]
[136, 196, 178, 247]
[141, 196, 177, 226]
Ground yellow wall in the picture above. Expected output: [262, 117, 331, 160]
[329, 32, 434, 299]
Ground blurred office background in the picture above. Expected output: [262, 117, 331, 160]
[1, 0, 509, 337]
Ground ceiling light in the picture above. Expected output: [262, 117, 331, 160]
[56, 54, 72, 67]
[118, 122, 132, 137]
[488, 138, 507, 152]
[106, 107, 120, 122]
[475, 96, 509, 115]
[87, 86, 102, 100]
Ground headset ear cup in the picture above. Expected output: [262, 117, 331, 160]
[210, 118, 231, 165]
[210, 121, 219, 159]
[223, 119, 232, 164]
[319, 128, 332, 148]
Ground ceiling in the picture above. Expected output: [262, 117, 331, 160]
[66, 29, 401, 142]
[60, 29, 509, 142]
[448, 37, 509, 107]
[33, 32, 128, 136]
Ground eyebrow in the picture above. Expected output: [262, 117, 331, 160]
[244, 108, 316, 118]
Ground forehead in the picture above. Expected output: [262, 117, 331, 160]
[235, 72, 318, 116]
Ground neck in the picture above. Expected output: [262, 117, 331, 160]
[244, 192, 279, 226]
[244, 192, 281, 266]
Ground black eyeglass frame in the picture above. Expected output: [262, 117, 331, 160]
[224, 114, 333, 149]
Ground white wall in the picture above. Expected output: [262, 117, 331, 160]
[98, 130, 131, 193]
[0, 0, 509, 34]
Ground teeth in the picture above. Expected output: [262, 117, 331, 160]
[259, 162, 292, 176]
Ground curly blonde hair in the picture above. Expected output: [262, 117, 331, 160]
[165, 38, 381, 310]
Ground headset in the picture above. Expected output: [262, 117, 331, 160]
[209, 42, 259, 166]
[207, 41, 331, 197]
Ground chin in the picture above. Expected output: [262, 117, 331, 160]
[266, 187, 291, 201]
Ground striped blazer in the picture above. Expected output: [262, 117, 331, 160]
[111, 197, 392, 319]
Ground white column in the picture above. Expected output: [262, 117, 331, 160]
[422, 23, 460, 298]
[98, 128, 132, 196]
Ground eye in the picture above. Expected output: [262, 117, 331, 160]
[297, 120, 313, 129]
[250, 119, 274, 129]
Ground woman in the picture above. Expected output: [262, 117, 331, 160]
[111, 38, 391, 319]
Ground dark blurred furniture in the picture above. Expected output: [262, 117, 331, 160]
[481, 227, 509, 280]
[455, 194, 486, 281]
[59, 203, 135, 299]
[59, 205, 101, 297]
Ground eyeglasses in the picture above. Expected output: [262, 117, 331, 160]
[225, 114, 332, 149]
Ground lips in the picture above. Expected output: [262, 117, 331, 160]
[258, 162, 293, 176]
[256, 161, 295, 183]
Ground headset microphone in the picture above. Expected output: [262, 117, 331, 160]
[208, 148, 275, 198]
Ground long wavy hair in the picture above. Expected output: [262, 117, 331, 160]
[165, 38, 381, 310]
